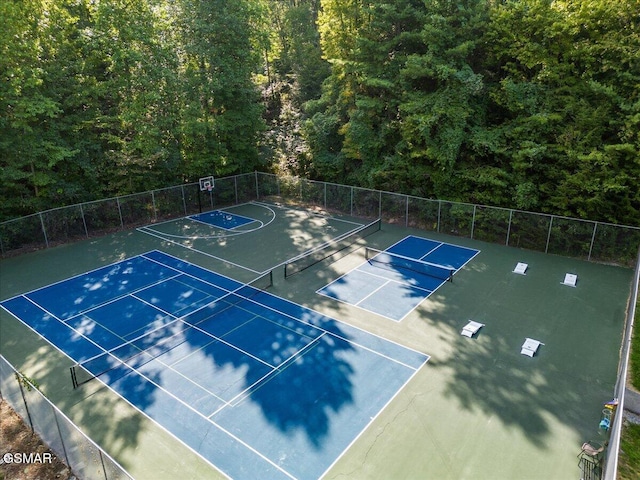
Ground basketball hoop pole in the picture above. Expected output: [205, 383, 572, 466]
[198, 175, 215, 212]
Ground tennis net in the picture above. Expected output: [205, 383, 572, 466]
[70, 270, 273, 388]
[365, 247, 455, 282]
[284, 218, 381, 278]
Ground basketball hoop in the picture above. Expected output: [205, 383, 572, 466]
[199, 175, 215, 192]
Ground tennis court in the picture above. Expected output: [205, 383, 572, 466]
[318, 235, 479, 321]
[0, 250, 427, 480]
[0, 190, 635, 480]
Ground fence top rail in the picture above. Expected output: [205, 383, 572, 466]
[2, 172, 640, 233]
[603, 245, 640, 479]
[259, 172, 640, 231]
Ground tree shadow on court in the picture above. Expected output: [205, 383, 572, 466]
[249, 340, 355, 448]
[429, 336, 557, 442]
[181, 307, 357, 449]
[0, 318, 149, 471]
[416, 254, 623, 451]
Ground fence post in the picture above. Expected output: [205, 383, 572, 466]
[16, 375, 34, 431]
[53, 408, 71, 468]
[234, 176, 239, 205]
[545, 216, 554, 253]
[255, 171, 259, 199]
[79, 204, 89, 238]
[181, 185, 187, 215]
[437, 201, 442, 233]
[324, 182, 327, 209]
[350, 187, 354, 216]
[506, 210, 513, 246]
[39, 213, 49, 248]
[99, 451, 109, 480]
[116, 197, 124, 229]
[405, 196, 409, 227]
[588, 222, 598, 261]
[471, 205, 477, 239]
[151, 190, 157, 222]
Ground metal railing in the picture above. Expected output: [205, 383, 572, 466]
[602, 246, 640, 479]
[0, 354, 133, 480]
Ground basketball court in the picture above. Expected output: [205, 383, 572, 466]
[0, 176, 634, 480]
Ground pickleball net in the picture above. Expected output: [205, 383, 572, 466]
[69, 270, 273, 388]
[365, 247, 455, 282]
[284, 218, 381, 278]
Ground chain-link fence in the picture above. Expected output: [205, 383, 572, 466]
[255, 173, 640, 267]
[0, 173, 258, 257]
[1, 172, 639, 266]
[0, 355, 133, 480]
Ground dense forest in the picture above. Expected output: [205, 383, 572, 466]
[1, 0, 639, 225]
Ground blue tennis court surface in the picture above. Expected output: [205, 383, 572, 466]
[189, 209, 256, 230]
[0, 251, 428, 480]
[318, 236, 480, 321]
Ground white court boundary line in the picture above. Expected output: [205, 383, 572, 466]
[251, 200, 364, 226]
[145, 250, 428, 369]
[0, 260, 296, 479]
[136, 227, 264, 274]
[189, 209, 260, 229]
[138, 201, 369, 275]
[1, 248, 431, 480]
[139, 202, 274, 240]
[316, 235, 481, 322]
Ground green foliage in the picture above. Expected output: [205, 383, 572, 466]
[630, 302, 640, 391]
[619, 300, 640, 480]
[1, 0, 638, 226]
[15, 371, 40, 392]
[0, 0, 266, 221]
[178, 0, 265, 178]
[620, 422, 640, 480]
[307, 0, 640, 224]
[259, 1, 330, 174]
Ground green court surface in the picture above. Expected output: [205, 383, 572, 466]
[0, 202, 633, 480]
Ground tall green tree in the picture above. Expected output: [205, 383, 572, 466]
[311, 0, 490, 197]
[396, 0, 489, 199]
[259, 1, 329, 176]
[177, 0, 265, 179]
[0, 0, 79, 217]
[309, 0, 639, 223]
[485, 0, 640, 222]
[85, 0, 183, 193]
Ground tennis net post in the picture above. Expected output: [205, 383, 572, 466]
[69, 269, 273, 389]
[365, 247, 455, 282]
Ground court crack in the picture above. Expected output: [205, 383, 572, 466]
[328, 392, 425, 480]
